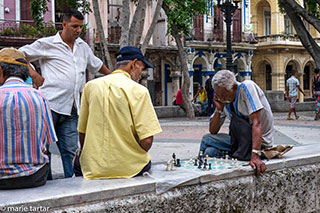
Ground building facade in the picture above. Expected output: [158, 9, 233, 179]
[250, 0, 319, 102]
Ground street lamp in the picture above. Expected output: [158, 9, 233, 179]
[217, 0, 240, 73]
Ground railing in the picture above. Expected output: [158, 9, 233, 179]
[256, 34, 301, 43]
[0, 19, 62, 38]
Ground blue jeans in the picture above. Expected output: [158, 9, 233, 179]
[199, 133, 232, 158]
[48, 106, 79, 179]
[199, 133, 271, 158]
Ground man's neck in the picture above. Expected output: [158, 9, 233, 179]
[60, 31, 75, 50]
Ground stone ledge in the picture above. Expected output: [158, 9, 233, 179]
[1, 144, 320, 212]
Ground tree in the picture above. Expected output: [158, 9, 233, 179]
[92, 0, 114, 71]
[162, 0, 207, 119]
[119, 0, 164, 52]
[278, 0, 320, 67]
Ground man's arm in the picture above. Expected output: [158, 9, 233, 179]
[98, 64, 112, 75]
[209, 94, 225, 134]
[297, 85, 305, 96]
[28, 65, 44, 88]
[140, 136, 153, 152]
[249, 110, 266, 177]
[79, 132, 86, 156]
[285, 86, 289, 101]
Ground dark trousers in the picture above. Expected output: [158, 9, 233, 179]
[0, 164, 49, 189]
[207, 95, 216, 116]
[73, 155, 151, 177]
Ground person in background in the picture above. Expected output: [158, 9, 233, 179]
[285, 70, 305, 120]
[0, 48, 57, 189]
[192, 85, 208, 115]
[312, 67, 320, 120]
[205, 74, 216, 116]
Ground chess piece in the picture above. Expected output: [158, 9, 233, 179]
[199, 151, 203, 161]
[198, 161, 202, 169]
[225, 155, 229, 163]
[166, 160, 171, 171]
[170, 159, 176, 171]
[194, 159, 198, 166]
[172, 153, 176, 166]
[203, 161, 207, 170]
[176, 159, 181, 167]
[189, 155, 193, 164]
[208, 163, 212, 170]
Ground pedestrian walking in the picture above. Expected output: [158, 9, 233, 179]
[285, 70, 305, 120]
[312, 67, 320, 120]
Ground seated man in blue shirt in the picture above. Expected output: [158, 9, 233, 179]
[0, 48, 57, 189]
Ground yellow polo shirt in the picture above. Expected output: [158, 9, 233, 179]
[78, 70, 162, 179]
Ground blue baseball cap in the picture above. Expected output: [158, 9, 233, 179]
[116, 46, 153, 69]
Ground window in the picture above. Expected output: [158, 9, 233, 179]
[284, 15, 293, 34]
[264, 11, 271, 35]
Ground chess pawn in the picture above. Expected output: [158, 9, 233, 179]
[170, 159, 176, 171]
[166, 160, 172, 171]
[176, 159, 181, 167]
[194, 159, 198, 166]
[199, 151, 203, 160]
[208, 163, 212, 170]
[225, 155, 229, 163]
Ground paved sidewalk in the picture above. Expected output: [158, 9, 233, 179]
[51, 111, 320, 179]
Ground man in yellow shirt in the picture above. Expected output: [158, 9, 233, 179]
[73, 46, 162, 179]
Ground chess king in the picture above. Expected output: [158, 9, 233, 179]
[198, 70, 274, 177]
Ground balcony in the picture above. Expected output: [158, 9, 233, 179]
[0, 19, 62, 47]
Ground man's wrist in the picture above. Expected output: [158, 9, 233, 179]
[252, 149, 262, 157]
[216, 108, 223, 114]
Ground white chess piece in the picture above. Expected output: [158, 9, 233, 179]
[225, 155, 229, 163]
[170, 159, 176, 171]
[166, 160, 171, 171]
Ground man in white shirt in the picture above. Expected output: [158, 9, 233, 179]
[19, 10, 111, 179]
[285, 70, 305, 120]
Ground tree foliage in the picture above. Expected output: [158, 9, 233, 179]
[30, 0, 91, 31]
[30, 0, 48, 30]
[164, 0, 207, 37]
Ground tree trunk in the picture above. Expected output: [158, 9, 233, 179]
[162, 3, 195, 119]
[128, 0, 147, 46]
[120, 0, 130, 48]
[134, 1, 146, 46]
[141, 0, 164, 54]
[92, 0, 113, 70]
[280, 0, 320, 67]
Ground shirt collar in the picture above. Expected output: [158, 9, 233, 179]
[52, 32, 83, 45]
[4, 77, 24, 84]
[112, 70, 131, 79]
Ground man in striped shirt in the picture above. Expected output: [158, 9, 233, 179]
[0, 48, 57, 189]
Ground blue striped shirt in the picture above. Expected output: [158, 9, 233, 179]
[0, 77, 57, 179]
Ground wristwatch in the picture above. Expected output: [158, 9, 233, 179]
[216, 109, 223, 114]
[252, 149, 262, 157]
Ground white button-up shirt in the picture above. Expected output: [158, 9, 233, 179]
[19, 32, 103, 115]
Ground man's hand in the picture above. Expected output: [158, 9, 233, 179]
[249, 153, 266, 177]
[213, 94, 225, 111]
[28, 65, 44, 88]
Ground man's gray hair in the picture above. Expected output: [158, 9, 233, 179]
[115, 60, 132, 68]
[212, 70, 236, 91]
[0, 62, 29, 81]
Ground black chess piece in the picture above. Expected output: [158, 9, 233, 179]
[203, 161, 207, 169]
[194, 159, 198, 166]
[198, 163, 202, 169]
[176, 159, 181, 167]
[208, 163, 212, 170]
[172, 153, 176, 166]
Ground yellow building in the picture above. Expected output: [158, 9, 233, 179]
[250, 0, 319, 102]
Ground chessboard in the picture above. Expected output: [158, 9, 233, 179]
[165, 152, 247, 171]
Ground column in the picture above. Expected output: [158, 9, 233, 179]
[170, 71, 181, 104]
